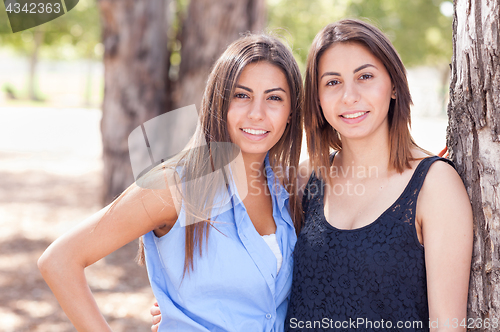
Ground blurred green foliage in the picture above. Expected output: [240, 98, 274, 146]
[0, 0, 101, 60]
[0, 0, 452, 66]
[347, 0, 453, 66]
[267, 0, 348, 71]
[267, 0, 453, 68]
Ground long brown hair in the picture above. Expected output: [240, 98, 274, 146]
[304, 19, 418, 180]
[137, 33, 304, 275]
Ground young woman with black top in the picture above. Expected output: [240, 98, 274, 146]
[286, 19, 472, 331]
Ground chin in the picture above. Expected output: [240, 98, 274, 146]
[241, 149, 270, 155]
[239, 147, 271, 158]
[338, 129, 372, 140]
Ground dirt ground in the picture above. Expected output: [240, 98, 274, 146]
[0, 107, 155, 332]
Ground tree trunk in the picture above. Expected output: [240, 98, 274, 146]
[98, 0, 170, 204]
[448, 0, 500, 329]
[174, 0, 267, 110]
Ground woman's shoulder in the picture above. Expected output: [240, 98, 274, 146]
[422, 157, 461, 194]
[416, 152, 470, 224]
[410, 148, 457, 179]
[128, 164, 181, 228]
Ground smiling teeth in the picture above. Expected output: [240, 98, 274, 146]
[342, 111, 367, 119]
[242, 128, 268, 135]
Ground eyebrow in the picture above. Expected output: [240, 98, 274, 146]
[235, 85, 286, 94]
[265, 87, 286, 94]
[353, 64, 377, 73]
[320, 64, 378, 79]
[236, 85, 252, 92]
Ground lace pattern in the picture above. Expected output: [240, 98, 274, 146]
[285, 156, 454, 332]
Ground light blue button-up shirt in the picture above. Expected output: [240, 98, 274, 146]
[143, 155, 297, 332]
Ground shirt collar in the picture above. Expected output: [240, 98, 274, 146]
[263, 153, 290, 216]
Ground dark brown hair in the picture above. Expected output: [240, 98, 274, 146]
[137, 33, 304, 275]
[304, 18, 419, 180]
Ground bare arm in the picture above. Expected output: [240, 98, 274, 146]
[38, 174, 179, 331]
[418, 161, 473, 331]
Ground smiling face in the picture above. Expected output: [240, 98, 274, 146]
[317, 42, 395, 141]
[227, 61, 291, 160]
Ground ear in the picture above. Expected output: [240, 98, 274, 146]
[391, 86, 396, 99]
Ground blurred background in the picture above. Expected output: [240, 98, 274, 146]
[0, 0, 453, 331]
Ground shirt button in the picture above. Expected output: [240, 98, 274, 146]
[266, 313, 272, 319]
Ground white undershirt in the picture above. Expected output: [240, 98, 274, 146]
[261, 233, 283, 274]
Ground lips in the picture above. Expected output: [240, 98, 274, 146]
[339, 111, 369, 124]
[340, 111, 369, 119]
[240, 128, 270, 141]
[241, 128, 269, 135]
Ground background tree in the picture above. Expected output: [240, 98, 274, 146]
[174, 0, 266, 110]
[99, 0, 266, 204]
[98, 0, 170, 204]
[447, 0, 500, 327]
[0, 0, 100, 100]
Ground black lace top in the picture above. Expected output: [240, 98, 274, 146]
[285, 156, 454, 332]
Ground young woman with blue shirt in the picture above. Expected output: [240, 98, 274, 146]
[38, 34, 305, 332]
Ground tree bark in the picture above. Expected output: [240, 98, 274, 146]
[448, 0, 500, 329]
[174, 0, 267, 110]
[99, 0, 170, 204]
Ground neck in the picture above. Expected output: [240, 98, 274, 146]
[336, 123, 391, 178]
[240, 152, 267, 193]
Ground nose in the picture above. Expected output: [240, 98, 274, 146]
[247, 98, 265, 121]
[342, 82, 360, 105]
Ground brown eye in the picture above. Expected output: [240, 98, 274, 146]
[234, 93, 249, 99]
[268, 95, 283, 101]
